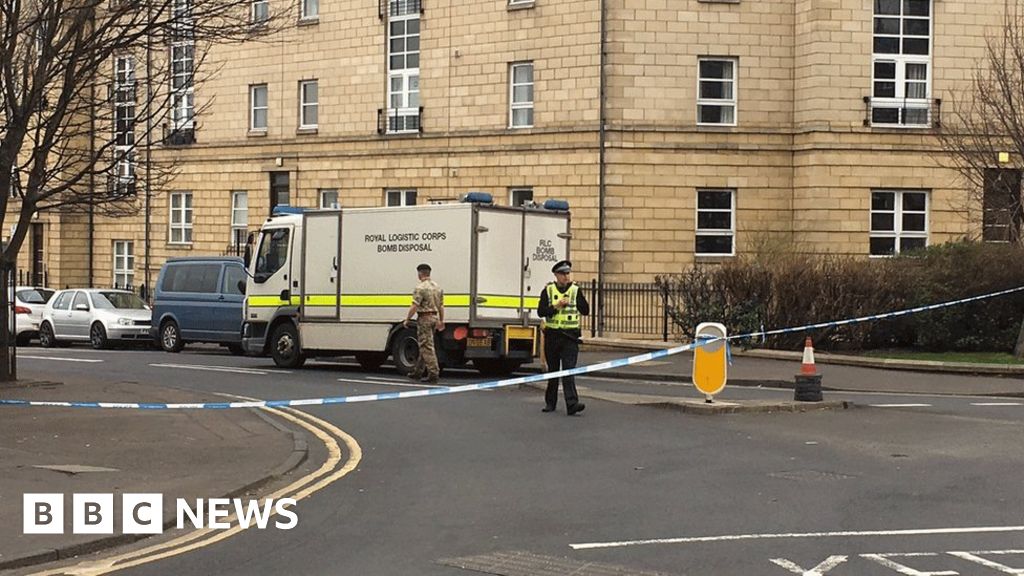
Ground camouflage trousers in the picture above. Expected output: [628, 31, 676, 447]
[411, 315, 439, 381]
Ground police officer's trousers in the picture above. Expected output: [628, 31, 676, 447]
[543, 329, 580, 409]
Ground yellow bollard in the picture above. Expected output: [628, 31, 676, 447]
[692, 322, 728, 403]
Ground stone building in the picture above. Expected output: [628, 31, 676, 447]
[13, 0, 1014, 294]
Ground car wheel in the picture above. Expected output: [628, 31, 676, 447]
[15, 333, 32, 346]
[39, 322, 56, 348]
[270, 323, 305, 368]
[227, 343, 246, 356]
[355, 351, 387, 371]
[160, 321, 184, 353]
[90, 323, 109, 350]
[389, 327, 419, 375]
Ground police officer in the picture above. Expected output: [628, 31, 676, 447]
[536, 259, 590, 415]
[404, 263, 445, 384]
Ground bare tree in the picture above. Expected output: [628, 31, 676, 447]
[0, 0, 288, 380]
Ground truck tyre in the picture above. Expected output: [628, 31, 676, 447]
[355, 352, 387, 371]
[472, 358, 522, 377]
[270, 322, 306, 368]
[160, 320, 185, 353]
[390, 327, 419, 375]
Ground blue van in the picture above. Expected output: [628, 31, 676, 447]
[151, 257, 247, 354]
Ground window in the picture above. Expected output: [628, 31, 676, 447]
[697, 58, 737, 126]
[301, 0, 318, 19]
[161, 263, 221, 292]
[72, 291, 90, 311]
[872, 0, 931, 127]
[695, 189, 735, 255]
[254, 228, 290, 283]
[320, 189, 339, 209]
[510, 187, 533, 206]
[169, 192, 194, 244]
[270, 171, 289, 211]
[52, 291, 72, 311]
[386, 189, 417, 206]
[387, 6, 420, 133]
[869, 190, 928, 256]
[113, 241, 134, 289]
[231, 191, 248, 247]
[509, 62, 534, 128]
[114, 56, 136, 187]
[250, 84, 268, 131]
[299, 80, 318, 129]
[252, 0, 268, 22]
[983, 169, 1022, 243]
[223, 265, 247, 295]
[170, 42, 194, 130]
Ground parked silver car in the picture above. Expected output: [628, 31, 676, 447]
[14, 286, 55, 344]
[40, 289, 152, 349]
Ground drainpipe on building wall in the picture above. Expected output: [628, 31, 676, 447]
[88, 82, 95, 285]
[144, 19, 153, 300]
[596, 0, 608, 337]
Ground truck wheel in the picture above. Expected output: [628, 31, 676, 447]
[270, 323, 306, 368]
[390, 327, 419, 375]
[160, 320, 184, 353]
[355, 352, 387, 371]
[472, 358, 522, 377]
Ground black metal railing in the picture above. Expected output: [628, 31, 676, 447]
[580, 280, 671, 341]
[162, 124, 196, 146]
[380, 0, 421, 18]
[863, 96, 941, 129]
[377, 107, 423, 135]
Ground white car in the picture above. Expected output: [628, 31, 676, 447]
[40, 289, 152, 349]
[14, 287, 55, 345]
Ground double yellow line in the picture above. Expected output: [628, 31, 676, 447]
[31, 406, 361, 576]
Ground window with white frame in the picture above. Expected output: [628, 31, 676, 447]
[387, 4, 420, 133]
[170, 42, 194, 130]
[169, 192, 194, 244]
[872, 0, 931, 127]
[252, 0, 268, 22]
[697, 58, 737, 126]
[299, 80, 318, 129]
[509, 62, 534, 128]
[510, 187, 533, 206]
[231, 191, 248, 247]
[250, 84, 268, 131]
[695, 189, 735, 255]
[320, 189, 339, 209]
[301, 0, 318, 19]
[113, 241, 134, 289]
[114, 55, 136, 187]
[869, 190, 928, 256]
[386, 189, 417, 206]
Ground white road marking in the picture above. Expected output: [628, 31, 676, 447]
[771, 555, 848, 575]
[869, 403, 932, 408]
[970, 402, 1023, 406]
[947, 550, 1024, 574]
[337, 377, 446, 389]
[149, 363, 290, 376]
[862, 552, 958, 575]
[569, 525, 1024, 550]
[18, 355, 104, 363]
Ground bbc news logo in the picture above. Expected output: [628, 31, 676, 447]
[23, 494, 298, 535]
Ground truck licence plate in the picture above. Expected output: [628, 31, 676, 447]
[467, 337, 492, 348]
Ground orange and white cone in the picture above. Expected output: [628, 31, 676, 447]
[800, 337, 817, 375]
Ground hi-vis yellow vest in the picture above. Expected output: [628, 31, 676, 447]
[545, 283, 580, 330]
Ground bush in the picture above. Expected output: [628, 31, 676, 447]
[656, 241, 1024, 352]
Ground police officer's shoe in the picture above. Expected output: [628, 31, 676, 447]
[567, 403, 586, 416]
[542, 404, 556, 413]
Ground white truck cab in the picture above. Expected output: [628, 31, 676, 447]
[242, 195, 571, 376]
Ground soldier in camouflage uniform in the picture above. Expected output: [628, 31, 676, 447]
[404, 263, 445, 384]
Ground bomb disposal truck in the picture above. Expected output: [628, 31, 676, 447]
[241, 194, 571, 375]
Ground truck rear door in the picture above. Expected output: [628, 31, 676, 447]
[522, 211, 570, 316]
[300, 212, 341, 320]
[473, 209, 525, 322]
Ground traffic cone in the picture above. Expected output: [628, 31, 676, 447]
[800, 337, 817, 375]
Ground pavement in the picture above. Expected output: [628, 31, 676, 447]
[3, 337, 1024, 572]
[0, 379, 308, 572]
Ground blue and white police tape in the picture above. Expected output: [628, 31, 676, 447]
[2, 283, 1023, 410]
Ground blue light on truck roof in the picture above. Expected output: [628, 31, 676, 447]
[272, 206, 305, 216]
[543, 199, 570, 211]
[461, 192, 494, 204]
